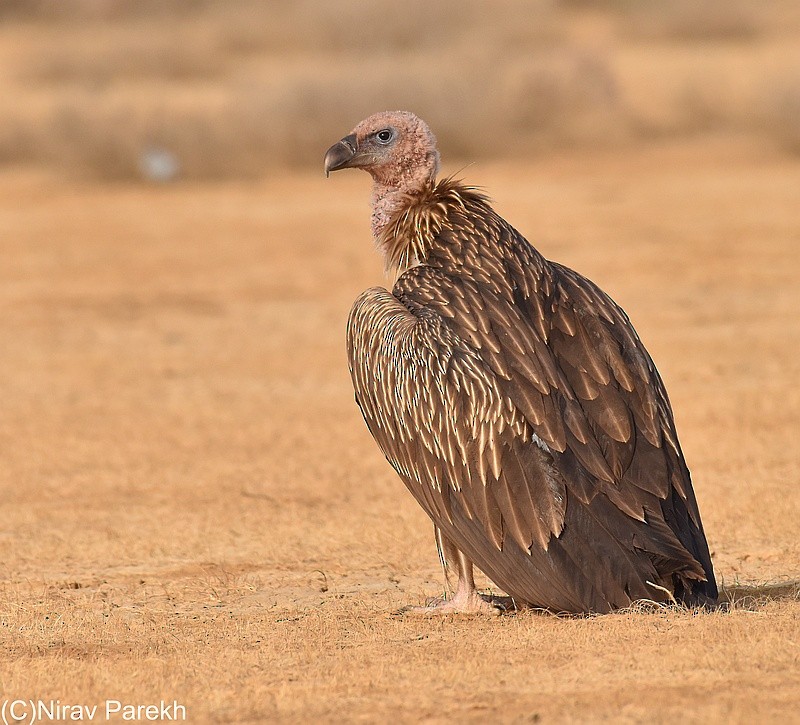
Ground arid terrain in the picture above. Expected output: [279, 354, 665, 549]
[1, 2, 800, 723]
[2, 139, 799, 722]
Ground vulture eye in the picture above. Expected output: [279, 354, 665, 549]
[375, 129, 395, 145]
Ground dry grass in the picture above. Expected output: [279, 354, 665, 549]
[763, 79, 800, 153]
[1, 1, 800, 179]
[1, 136, 799, 720]
[616, 0, 766, 41]
[1, 3, 799, 720]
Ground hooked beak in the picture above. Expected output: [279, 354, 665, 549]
[324, 133, 358, 177]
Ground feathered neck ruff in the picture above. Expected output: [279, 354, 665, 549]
[374, 177, 490, 277]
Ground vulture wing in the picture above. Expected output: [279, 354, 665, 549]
[347, 199, 717, 612]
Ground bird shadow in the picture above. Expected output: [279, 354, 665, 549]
[390, 579, 800, 618]
[494, 578, 800, 616]
[717, 578, 800, 610]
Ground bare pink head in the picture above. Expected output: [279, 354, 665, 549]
[324, 111, 440, 190]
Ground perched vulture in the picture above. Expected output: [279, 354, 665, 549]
[324, 111, 717, 614]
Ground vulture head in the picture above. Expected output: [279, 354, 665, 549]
[324, 111, 440, 189]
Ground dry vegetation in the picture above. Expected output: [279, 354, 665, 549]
[0, 0, 799, 178]
[1, 138, 800, 720]
[1, 2, 800, 723]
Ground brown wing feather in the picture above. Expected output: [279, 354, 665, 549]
[348, 287, 566, 556]
[347, 183, 716, 611]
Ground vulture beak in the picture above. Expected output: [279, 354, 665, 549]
[324, 134, 358, 177]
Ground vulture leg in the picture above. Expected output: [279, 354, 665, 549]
[404, 530, 500, 615]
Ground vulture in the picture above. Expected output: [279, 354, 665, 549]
[324, 111, 717, 614]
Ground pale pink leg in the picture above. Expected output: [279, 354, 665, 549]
[403, 531, 500, 615]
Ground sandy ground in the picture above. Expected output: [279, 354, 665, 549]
[1, 138, 799, 722]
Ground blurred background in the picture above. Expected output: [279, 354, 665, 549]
[1, 0, 799, 181]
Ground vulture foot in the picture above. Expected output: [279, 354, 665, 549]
[401, 590, 502, 616]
